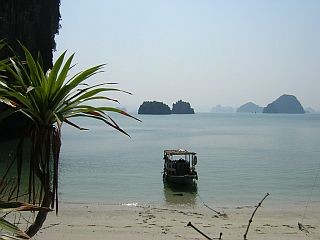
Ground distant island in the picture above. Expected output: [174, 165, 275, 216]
[237, 102, 263, 113]
[211, 105, 234, 113]
[138, 100, 194, 115]
[172, 100, 194, 114]
[138, 101, 171, 115]
[305, 107, 317, 114]
[263, 94, 305, 114]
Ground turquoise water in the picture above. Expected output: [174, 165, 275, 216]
[58, 113, 320, 208]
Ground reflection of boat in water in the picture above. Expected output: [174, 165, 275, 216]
[163, 181, 198, 206]
[163, 149, 198, 184]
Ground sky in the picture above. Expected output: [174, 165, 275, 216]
[54, 0, 320, 112]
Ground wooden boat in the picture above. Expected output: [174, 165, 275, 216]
[163, 149, 198, 184]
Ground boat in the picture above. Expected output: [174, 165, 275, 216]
[163, 149, 198, 184]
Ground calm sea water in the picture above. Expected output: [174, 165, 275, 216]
[58, 113, 320, 208]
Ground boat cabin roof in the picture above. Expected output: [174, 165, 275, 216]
[164, 149, 196, 156]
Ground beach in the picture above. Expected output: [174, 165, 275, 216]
[35, 114, 320, 239]
[38, 201, 320, 240]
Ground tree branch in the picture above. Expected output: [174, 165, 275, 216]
[243, 193, 269, 240]
[187, 222, 222, 240]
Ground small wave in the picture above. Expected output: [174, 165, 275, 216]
[121, 202, 139, 207]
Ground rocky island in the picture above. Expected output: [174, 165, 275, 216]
[263, 94, 305, 114]
[237, 102, 263, 113]
[171, 100, 195, 114]
[211, 105, 234, 113]
[138, 100, 195, 114]
[138, 101, 171, 115]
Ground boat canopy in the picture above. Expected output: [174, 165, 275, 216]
[164, 149, 196, 156]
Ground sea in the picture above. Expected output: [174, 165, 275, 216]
[57, 113, 320, 209]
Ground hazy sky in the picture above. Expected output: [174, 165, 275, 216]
[54, 0, 320, 112]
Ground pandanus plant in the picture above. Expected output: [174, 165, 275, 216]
[0, 200, 52, 240]
[0, 44, 139, 237]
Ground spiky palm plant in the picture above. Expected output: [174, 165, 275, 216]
[0, 201, 52, 239]
[0, 45, 139, 237]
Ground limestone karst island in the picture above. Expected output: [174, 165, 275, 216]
[235, 94, 305, 114]
[237, 102, 263, 113]
[138, 100, 195, 115]
[263, 94, 305, 114]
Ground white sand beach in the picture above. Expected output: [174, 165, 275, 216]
[37, 202, 320, 240]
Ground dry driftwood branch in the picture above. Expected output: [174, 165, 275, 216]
[202, 202, 228, 218]
[243, 193, 269, 240]
[197, 194, 228, 218]
[298, 222, 310, 234]
[187, 221, 222, 240]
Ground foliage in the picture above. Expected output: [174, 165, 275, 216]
[0, 44, 138, 134]
[0, 200, 52, 240]
[0, 217, 29, 240]
[0, 171, 51, 240]
[0, 43, 139, 237]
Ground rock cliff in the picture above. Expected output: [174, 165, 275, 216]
[263, 95, 305, 114]
[237, 102, 263, 113]
[171, 100, 195, 114]
[138, 101, 171, 115]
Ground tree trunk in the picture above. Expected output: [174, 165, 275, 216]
[26, 192, 52, 237]
[25, 126, 57, 238]
[0, 1, 61, 237]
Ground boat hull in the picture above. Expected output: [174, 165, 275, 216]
[163, 172, 198, 185]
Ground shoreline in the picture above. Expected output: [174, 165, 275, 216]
[37, 201, 320, 239]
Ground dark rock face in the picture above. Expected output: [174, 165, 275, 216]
[0, 0, 61, 72]
[138, 101, 171, 115]
[171, 100, 194, 114]
[0, 105, 31, 141]
[0, 1, 61, 139]
[263, 95, 305, 114]
[237, 102, 263, 113]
